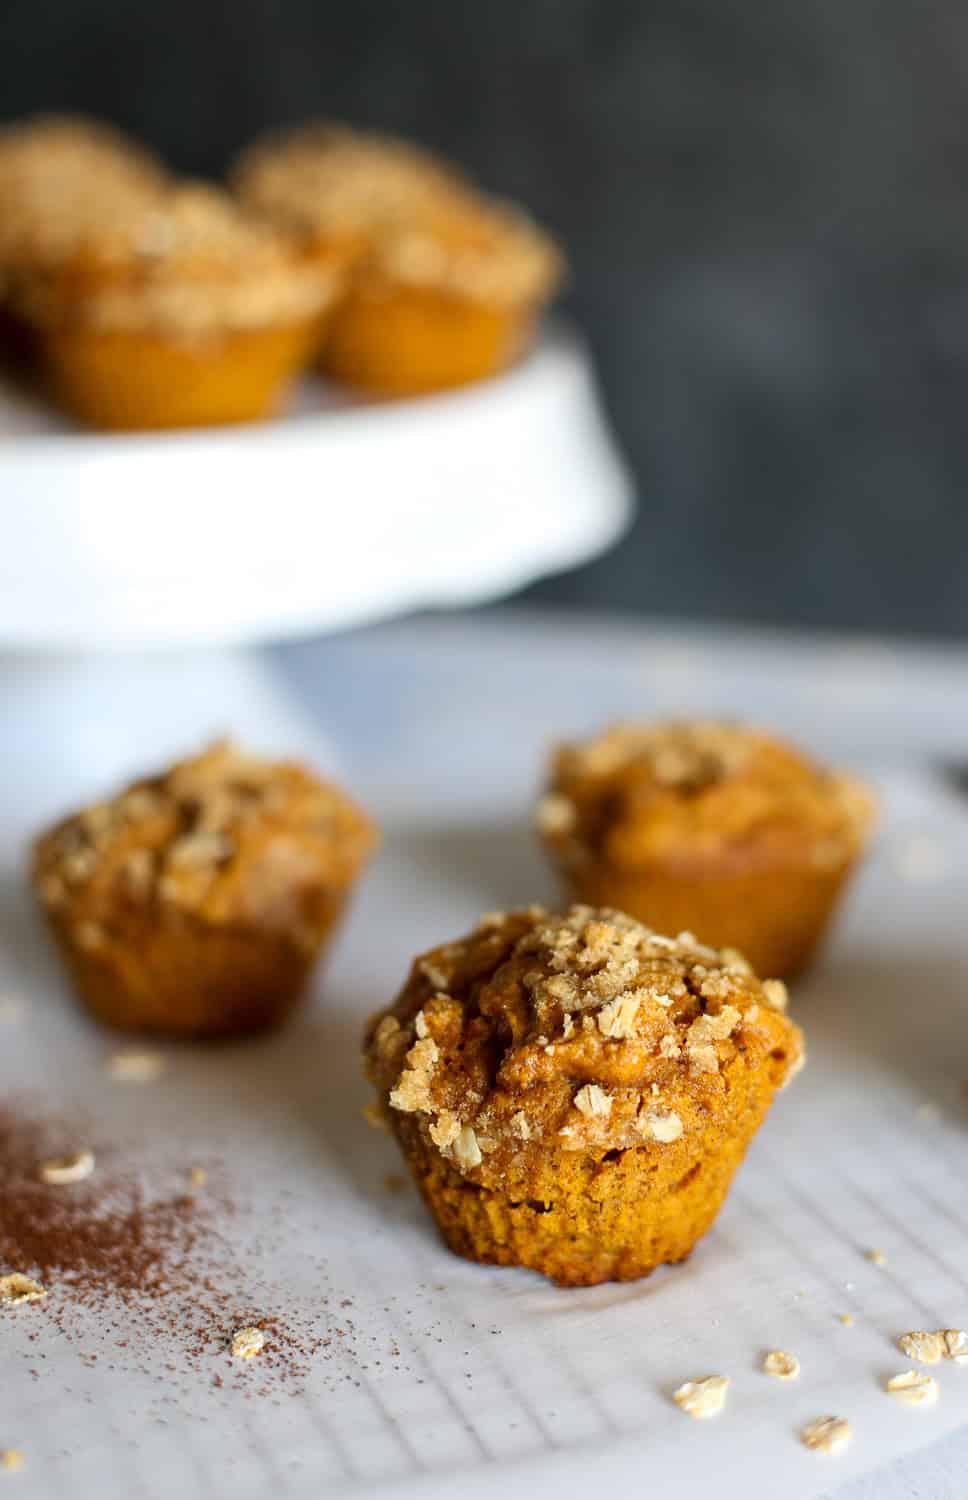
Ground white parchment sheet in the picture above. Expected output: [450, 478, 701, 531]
[1, 629, 966, 1500]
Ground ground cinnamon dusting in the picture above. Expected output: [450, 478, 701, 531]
[0, 1102, 322, 1393]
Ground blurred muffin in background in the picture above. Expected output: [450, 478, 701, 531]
[32, 740, 378, 1039]
[0, 114, 167, 366]
[233, 123, 564, 395]
[536, 722, 876, 980]
[8, 179, 338, 429]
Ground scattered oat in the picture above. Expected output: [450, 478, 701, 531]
[231, 1326, 266, 1361]
[188, 1166, 207, 1191]
[0, 1274, 45, 1305]
[107, 1050, 166, 1082]
[574, 1084, 613, 1118]
[898, 1331, 945, 1365]
[800, 1416, 852, 1455]
[673, 1375, 729, 1419]
[837, 1313, 854, 1327]
[0, 1451, 24, 1473]
[761, 979, 788, 1012]
[642, 1111, 683, 1143]
[763, 1349, 800, 1380]
[865, 1248, 887, 1267]
[452, 1124, 482, 1170]
[597, 992, 640, 1039]
[941, 1329, 968, 1363]
[886, 1370, 939, 1407]
[38, 1150, 95, 1185]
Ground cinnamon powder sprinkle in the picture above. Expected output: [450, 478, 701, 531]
[0, 1104, 315, 1389]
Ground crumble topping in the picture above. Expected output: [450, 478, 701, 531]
[452, 1125, 483, 1170]
[573, 1084, 613, 1118]
[885, 1370, 939, 1407]
[763, 1349, 800, 1380]
[233, 124, 562, 305]
[33, 740, 375, 936]
[388, 1037, 439, 1114]
[8, 177, 337, 333]
[640, 1111, 683, 1143]
[800, 1416, 852, 1455]
[760, 979, 788, 1012]
[540, 721, 876, 868]
[672, 1375, 729, 1419]
[366, 904, 802, 1180]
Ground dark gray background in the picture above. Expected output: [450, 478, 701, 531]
[4, 1, 967, 638]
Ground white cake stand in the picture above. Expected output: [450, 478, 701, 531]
[0, 325, 632, 822]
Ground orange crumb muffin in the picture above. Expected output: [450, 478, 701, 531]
[233, 125, 563, 395]
[537, 723, 876, 980]
[10, 180, 336, 429]
[364, 904, 803, 1286]
[0, 115, 166, 364]
[32, 741, 377, 1039]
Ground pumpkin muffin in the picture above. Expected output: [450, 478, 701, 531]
[536, 722, 876, 980]
[9, 179, 336, 428]
[233, 124, 563, 394]
[364, 904, 803, 1286]
[32, 741, 377, 1039]
[0, 115, 166, 365]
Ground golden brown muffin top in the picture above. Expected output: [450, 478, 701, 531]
[8, 181, 337, 333]
[232, 124, 469, 240]
[537, 721, 876, 871]
[33, 741, 376, 946]
[233, 123, 563, 305]
[364, 904, 802, 1184]
[0, 115, 166, 195]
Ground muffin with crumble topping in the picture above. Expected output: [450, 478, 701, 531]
[8, 178, 336, 429]
[364, 904, 802, 1286]
[536, 722, 876, 980]
[233, 123, 563, 395]
[32, 741, 377, 1039]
